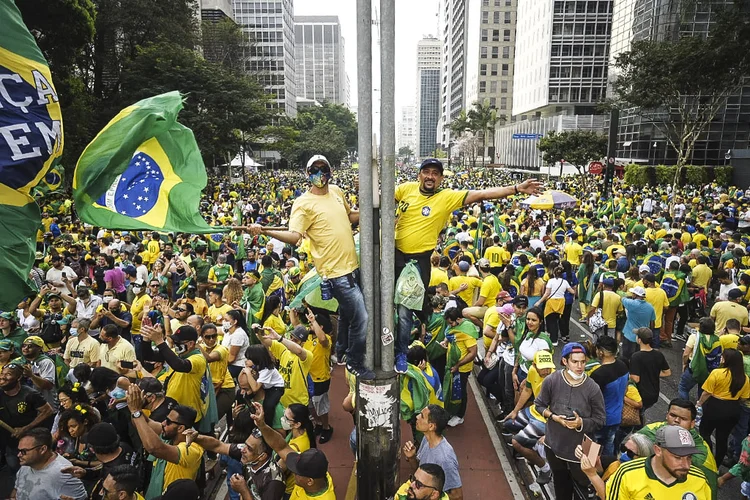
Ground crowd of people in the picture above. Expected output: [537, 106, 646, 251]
[3, 155, 750, 500]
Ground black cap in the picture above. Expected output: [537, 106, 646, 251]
[729, 288, 744, 300]
[171, 325, 198, 343]
[87, 422, 119, 448]
[419, 158, 444, 174]
[290, 325, 309, 342]
[512, 295, 529, 307]
[285, 448, 329, 479]
[643, 273, 657, 283]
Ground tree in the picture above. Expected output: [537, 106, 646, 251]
[613, 1, 750, 176]
[455, 133, 480, 169]
[295, 102, 358, 151]
[449, 110, 471, 139]
[202, 17, 250, 70]
[537, 130, 607, 176]
[467, 101, 504, 167]
[277, 119, 347, 167]
[398, 146, 413, 158]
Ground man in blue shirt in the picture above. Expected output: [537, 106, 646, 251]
[621, 286, 656, 362]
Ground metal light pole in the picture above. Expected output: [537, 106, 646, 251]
[355, 0, 400, 497]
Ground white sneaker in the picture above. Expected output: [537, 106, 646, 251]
[447, 416, 464, 427]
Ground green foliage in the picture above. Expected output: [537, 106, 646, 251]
[537, 130, 608, 172]
[654, 165, 677, 185]
[714, 166, 733, 186]
[398, 146, 414, 158]
[296, 103, 358, 150]
[277, 119, 347, 167]
[624, 165, 649, 187]
[685, 165, 707, 186]
[449, 110, 471, 138]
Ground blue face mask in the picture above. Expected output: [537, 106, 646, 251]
[308, 170, 329, 188]
[69, 328, 78, 337]
[620, 451, 632, 463]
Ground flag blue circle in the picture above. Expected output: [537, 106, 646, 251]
[101, 152, 164, 217]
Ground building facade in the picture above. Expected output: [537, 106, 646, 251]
[398, 105, 417, 155]
[513, 0, 613, 117]
[437, 0, 468, 146]
[417, 37, 442, 157]
[294, 15, 350, 107]
[233, 0, 297, 117]
[610, 0, 750, 165]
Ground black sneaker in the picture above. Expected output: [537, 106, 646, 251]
[347, 363, 376, 380]
[319, 426, 334, 444]
[334, 352, 347, 366]
[313, 425, 323, 436]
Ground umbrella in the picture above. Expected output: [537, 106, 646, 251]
[521, 190, 578, 210]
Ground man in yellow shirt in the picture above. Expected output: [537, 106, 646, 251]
[463, 258, 501, 328]
[262, 327, 314, 408]
[642, 274, 670, 348]
[302, 312, 334, 443]
[443, 308, 478, 427]
[448, 261, 482, 307]
[563, 234, 583, 266]
[393, 158, 541, 374]
[129, 280, 151, 341]
[483, 236, 507, 275]
[691, 255, 713, 293]
[245, 155, 373, 380]
[710, 288, 749, 334]
[429, 254, 450, 288]
[207, 288, 233, 325]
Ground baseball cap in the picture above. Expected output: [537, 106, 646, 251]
[631, 286, 647, 297]
[655, 425, 700, 456]
[561, 342, 587, 358]
[87, 422, 120, 448]
[602, 278, 615, 287]
[419, 158, 444, 174]
[285, 448, 329, 479]
[636, 328, 653, 343]
[639, 264, 650, 273]
[496, 291, 512, 303]
[0, 312, 13, 320]
[729, 288, 744, 300]
[171, 325, 198, 343]
[534, 351, 555, 370]
[477, 258, 491, 269]
[34, 251, 44, 261]
[306, 155, 331, 170]
[290, 325, 309, 342]
[289, 267, 301, 277]
[643, 273, 657, 283]
[0, 339, 13, 351]
[512, 295, 529, 307]
[23, 336, 46, 349]
[458, 261, 470, 272]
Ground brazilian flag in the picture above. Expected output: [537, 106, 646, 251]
[74, 91, 224, 234]
[32, 162, 63, 197]
[0, 0, 64, 310]
[551, 227, 565, 244]
[493, 213, 509, 243]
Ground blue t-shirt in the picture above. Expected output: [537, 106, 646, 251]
[621, 298, 656, 342]
[417, 436, 462, 492]
[590, 360, 630, 426]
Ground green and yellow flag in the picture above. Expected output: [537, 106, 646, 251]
[74, 91, 224, 234]
[32, 162, 64, 197]
[0, 0, 64, 310]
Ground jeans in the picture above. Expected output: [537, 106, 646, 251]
[595, 424, 619, 456]
[560, 303, 573, 340]
[678, 369, 699, 401]
[620, 337, 638, 364]
[546, 312, 562, 343]
[457, 371, 470, 418]
[331, 269, 368, 368]
[223, 455, 244, 500]
[478, 363, 504, 403]
[395, 250, 432, 357]
[652, 328, 662, 348]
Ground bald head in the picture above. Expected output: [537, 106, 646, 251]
[108, 299, 121, 313]
[187, 315, 204, 329]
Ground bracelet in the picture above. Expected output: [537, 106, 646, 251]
[514, 184, 519, 195]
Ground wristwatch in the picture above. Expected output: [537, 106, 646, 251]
[514, 184, 519, 195]
[131, 410, 142, 419]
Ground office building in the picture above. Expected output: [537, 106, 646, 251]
[417, 37, 442, 157]
[398, 106, 417, 155]
[610, 0, 750, 165]
[201, 0, 234, 21]
[294, 15, 350, 107]
[437, 0, 468, 146]
[233, 0, 297, 117]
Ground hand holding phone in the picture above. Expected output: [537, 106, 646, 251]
[121, 361, 134, 369]
[581, 434, 601, 466]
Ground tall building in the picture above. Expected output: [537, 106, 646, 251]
[233, 0, 297, 117]
[610, 0, 750, 165]
[513, 0, 613, 117]
[437, 0, 468, 146]
[294, 16, 350, 107]
[200, 0, 233, 21]
[416, 37, 442, 157]
[398, 106, 417, 155]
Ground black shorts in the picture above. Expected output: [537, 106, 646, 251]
[313, 379, 331, 396]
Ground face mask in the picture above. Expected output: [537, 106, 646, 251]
[103, 296, 113, 303]
[309, 170, 329, 188]
[566, 369, 585, 381]
[143, 361, 156, 372]
[280, 415, 293, 431]
[132, 287, 142, 294]
[175, 343, 187, 354]
[620, 451, 632, 463]
[69, 328, 78, 337]
[222, 321, 232, 332]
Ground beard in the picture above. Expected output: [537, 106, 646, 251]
[664, 461, 689, 481]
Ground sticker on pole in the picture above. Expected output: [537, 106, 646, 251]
[381, 327, 394, 346]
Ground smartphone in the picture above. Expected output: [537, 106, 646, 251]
[582, 434, 601, 465]
[121, 361, 134, 369]
[564, 415, 577, 421]
[62, 272, 67, 278]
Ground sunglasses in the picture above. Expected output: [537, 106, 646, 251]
[177, 308, 189, 312]
[308, 164, 330, 176]
[409, 474, 436, 491]
[164, 417, 185, 427]
[203, 334, 218, 340]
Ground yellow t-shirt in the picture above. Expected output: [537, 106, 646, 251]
[162, 441, 204, 491]
[605, 457, 711, 500]
[527, 366, 554, 422]
[202, 343, 235, 389]
[285, 433, 312, 494]
[644, 287, 669, 329]
[429, 267, 450, 288]
[395, 182, 469, 254]
[720, 333, 740, 350]
[478, 274, 501, 304]
[263, 314, 287, 336]
[208, 303, 233, 325]
[146, 239, 161, 265]
[289, 473, 335, 500]
[453, 323, 478, 374]
[64, 335, 101, 368]
[165, 352, 209, 420]
[702, 368, 750, 400]
[449, 275, 483, 305]
[100, 337, 136, 371]
[482, 307, 500, 350]
[131, 294, 152, 336]
[288, 185, 359, 279]
[692, 264, 712, 291]
[303, 334, 332, 383]
[483, 246, 505, 267]
[710, 301, 749, 334]
[564, 242, 583, 266]
[184, 297, 208, 317]
[270, 340, 314, 407]
[591, 290, 624, 328]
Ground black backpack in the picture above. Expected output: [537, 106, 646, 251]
[40, 312, 65, 344]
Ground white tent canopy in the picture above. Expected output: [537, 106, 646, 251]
[229, 153, 263, 167]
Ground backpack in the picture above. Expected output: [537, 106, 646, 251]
[36, 354, 69, 390]
[40, 312, 65, 344]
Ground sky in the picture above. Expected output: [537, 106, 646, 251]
[295, 0, 440, 115]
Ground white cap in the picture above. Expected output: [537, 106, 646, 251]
[639, 264, 650, 273]
[306, 155, 331, 169]
[631, 286, 647, 297]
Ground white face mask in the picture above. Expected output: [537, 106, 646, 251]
[567, 369, 585, 381]
[132, 287, 142, 294]
[280, 415, 293, 431]
[103, 296, 113, 303]
[222, 321, 232, 332]
[69, 328, 78, 337]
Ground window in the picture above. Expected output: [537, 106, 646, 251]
[494, 11, 500, 24]
[490, 97, 497, 107]
[560, 66, 571, 77]
[596, 23, 608, 35]
[550, 67, 560, 78]
[582, 67, 592, 77]
[551, 46, 560, 56]
[593, 67, 603, 77]
[482, 0, 489, 5]
[490, 81, 498, 93]
[503, 29, 511, 41]
[500, 97, 507, 109]
[479, 81, 487, 92]
[482, 29, 488, 42]
[491, 63, 498, 76]
[502, 46, 510, 58]
[571, 66, 582, 77]
[482, 11, 489, 23]
[572, 45, 583, 56]
[501, 80, 508, 93]
[493, 29, 500, 42]
[504, 12, 511, 23]
[552, 24, 562, 35]
[492, 47, 499, 58]
[576, 1, 586, 13]
[502, 63, 509, 76]
[481, 47, 488, 58]
[585, 23, 595, 35]
[574, 23, 584, 35]
[480, 64, 487, 76]
[563, 23, 574, 35]
[554, 1, 564, 14]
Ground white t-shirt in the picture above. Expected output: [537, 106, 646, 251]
[45, 266, 78, 295]
[674, 203, 686, 218]
[257, 367, 285, 389]
[221, 327, 250, 367]
[518, 337, 550, 373]
[642, 199, 653, 212]
[719, 282, 739, 301]
[545, 278, 571, 299]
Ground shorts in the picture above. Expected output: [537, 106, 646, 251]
[312, 380, 331, 415]
[513, 408, 546, 449]
[742, 481, 750, 497]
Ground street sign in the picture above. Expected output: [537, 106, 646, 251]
[512, 133, 543, 140]
[589, 161, 604, 174]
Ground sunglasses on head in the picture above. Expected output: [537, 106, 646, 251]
[308, 164, 330, 176]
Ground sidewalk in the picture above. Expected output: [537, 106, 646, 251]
[320, 367, 514, 499]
